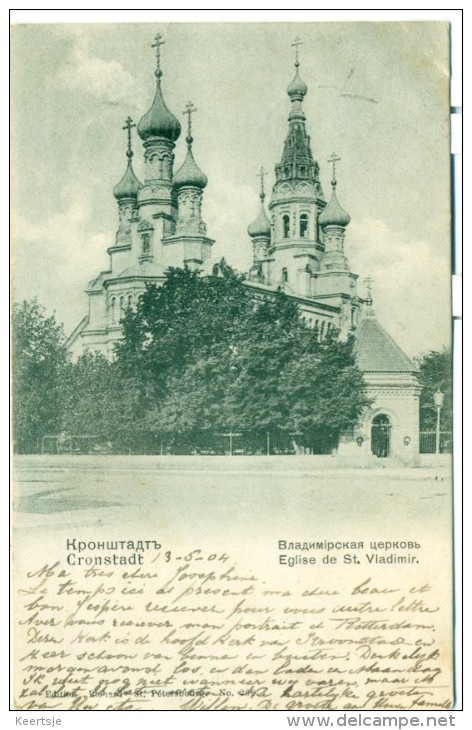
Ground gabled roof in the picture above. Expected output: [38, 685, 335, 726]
[355, 316, 417, 373]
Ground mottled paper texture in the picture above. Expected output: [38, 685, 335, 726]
[13, 457, 453, 710]
[12, 22, 453, 711]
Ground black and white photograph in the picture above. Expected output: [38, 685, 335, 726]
[11, 16, 457, 716]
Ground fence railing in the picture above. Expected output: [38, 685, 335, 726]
[419, 431, 452, 454]
[33, 430, 453, 456]
[38, 430, 337, 456]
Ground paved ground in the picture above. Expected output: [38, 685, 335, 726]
[13, 455, 452, 542]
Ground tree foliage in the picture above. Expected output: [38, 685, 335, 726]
[60, 352, 149, 452]
[115, 266, 371, 451]
[415, 347, 452, 431]
[12, 270, 373, 454]
[12, 299, 68, 452]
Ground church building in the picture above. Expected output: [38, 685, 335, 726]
[67, 33, 421, 464]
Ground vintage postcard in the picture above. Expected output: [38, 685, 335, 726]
[11, 21, 455, 712]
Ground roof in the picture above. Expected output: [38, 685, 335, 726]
[173, 147, 208, 190]
[65, 315, 89, 349]
[355, 316, 417, 373]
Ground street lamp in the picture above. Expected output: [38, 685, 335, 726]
[433, 388, 444, 454]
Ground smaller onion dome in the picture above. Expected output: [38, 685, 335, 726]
[287, 65, 308, 100]
[318, 182, 351, 228]
[113, 161, 142, 201]
[248, 201, 271, 238]
[137, 80, 181, 142]
[173, 146, 208, 190]
[248, 167, 271, 237]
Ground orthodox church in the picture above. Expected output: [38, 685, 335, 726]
[67, 34, 421, 463]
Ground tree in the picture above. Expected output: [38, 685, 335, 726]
[115, 266, 370, 452]
[116, 266, 253, 384]
[279, 332, 372, 452]
[12, 299, 68, 453]
[60, 352, 162, 454]
[415, 347, 452, 432]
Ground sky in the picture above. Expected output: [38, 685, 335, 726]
[10, 18, 453, 358]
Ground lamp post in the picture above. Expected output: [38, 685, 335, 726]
[433, 388, 444, 454]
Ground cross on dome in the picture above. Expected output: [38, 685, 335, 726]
[151, 33, 165, 78]
[257, 166, 268, 201]
[292, 37, 303, 67]
[364, 278, 375, 316]
[123, 116, 136, 159]
[365, 277, 374, 300]
[328, 152, 341, 186]
[287, 37, 307, 101]
[113, 116, 142, 201]
[183, 101, 197, 146]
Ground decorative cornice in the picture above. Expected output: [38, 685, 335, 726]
[107, 244, 132, 255]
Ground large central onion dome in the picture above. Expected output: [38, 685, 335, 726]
[137, 61, 181, 142]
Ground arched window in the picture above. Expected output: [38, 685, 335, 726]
[127, 294, 133, 309]
[282, 214, 290, 239]
[110, 297, 116, 324]
[320, 321, 325, 338]
[282, 267, 288, 283]
[142, 232, 151, 255]
[300, 213, 309, 238]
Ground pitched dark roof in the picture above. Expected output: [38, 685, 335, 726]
[355, 316, 417, 373]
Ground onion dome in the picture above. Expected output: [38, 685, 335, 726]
[248, 167, 271, 237]
[113, 161, 142, 200]
[173, 147, 208, 189]
[113, 117, 143, 200]
[137, 81, 181, 142]
[287, 64, 308, 100]
[318, 181, 351, 228]
[137, 34, 181, 142]
[248, 198, 271, 238]
[287, 39, 307, 100]
[173, 100, 207, 189]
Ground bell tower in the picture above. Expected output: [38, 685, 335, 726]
[268, 39, 326, 294]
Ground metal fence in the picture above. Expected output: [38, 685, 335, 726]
[41, 435, 107, 455]
[419, 431, 452, 454]
[36, 430, 452, 456]
[39, 430, 337, 456]
[159, 432, 305, 456]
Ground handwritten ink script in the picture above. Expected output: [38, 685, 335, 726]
[14, 549, 453, 711]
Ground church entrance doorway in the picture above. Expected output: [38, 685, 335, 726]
[371, 414, 391, 457]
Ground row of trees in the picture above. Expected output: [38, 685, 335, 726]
[12, 266, 452, 454]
